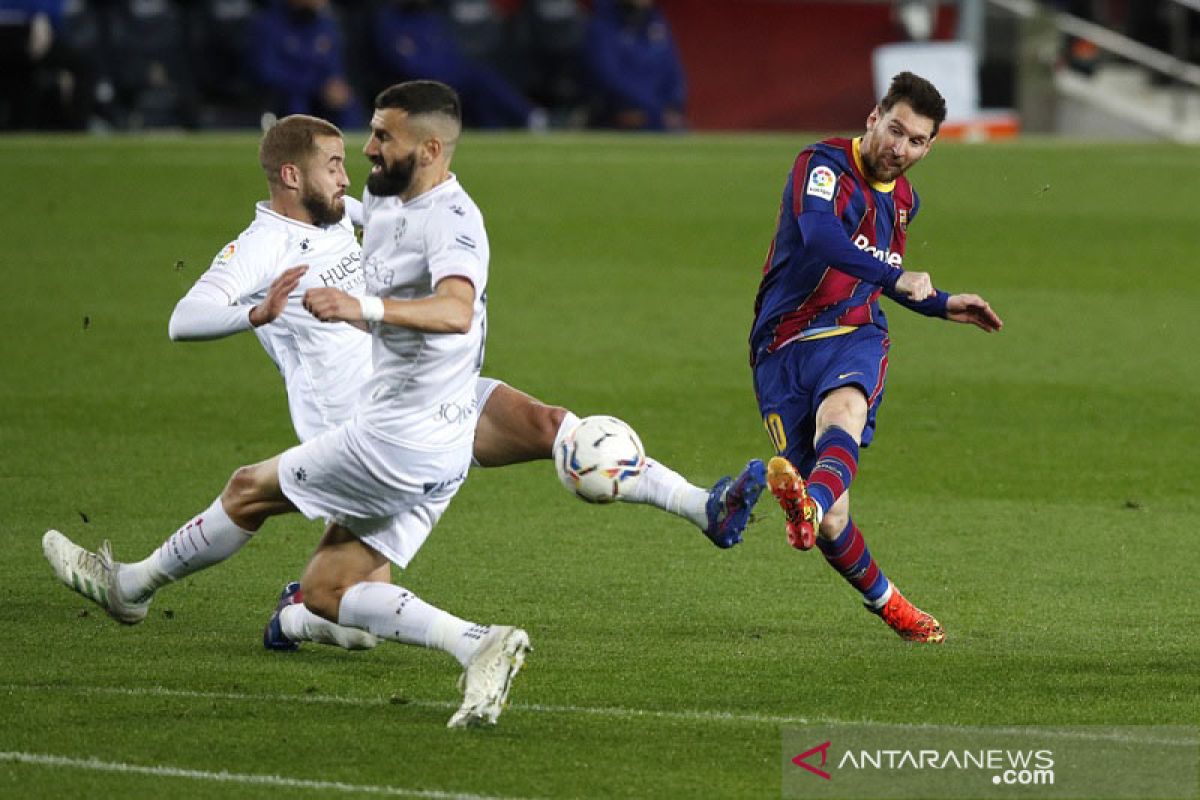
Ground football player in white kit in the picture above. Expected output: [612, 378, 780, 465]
[166, 116, 767, 652]
[43, 83, 532, 728]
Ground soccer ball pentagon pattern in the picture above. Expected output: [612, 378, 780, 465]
[554, 415, 646, 503]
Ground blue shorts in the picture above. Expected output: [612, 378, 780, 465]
[752, 325, 890, 475]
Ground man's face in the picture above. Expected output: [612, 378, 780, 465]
[363, 108, 421, 197]
[299, 134, 349, 226]
[859, 101, 935, 183]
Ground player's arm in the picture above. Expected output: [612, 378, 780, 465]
[302, 277, 475, 334]
[795, 155, 933, 301]
[169, 265, 307, 341]
[883, 282, 949, 318]
[884, 286, 1001, 331]
[799, 212, 933, 302]
[304, 203, 484, 332]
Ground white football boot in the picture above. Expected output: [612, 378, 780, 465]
[446, 625, 531, 729]
[42, 530, 150, 624]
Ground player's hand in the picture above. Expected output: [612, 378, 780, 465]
[895, 270, 935, 301]
[249, 264, 307, 327]
[946, 293, 1003, 332]
[303, 287, 360, 323]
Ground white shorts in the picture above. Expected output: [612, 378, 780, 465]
[474, 376, 505, 411]
[278, 419, 471, 568]
[471, 376, 506, 468]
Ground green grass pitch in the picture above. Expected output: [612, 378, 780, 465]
[0, 131, 1196, 799]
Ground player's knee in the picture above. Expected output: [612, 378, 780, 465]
[221, 466, 267, 528]
[818, 386, 867, 428]
[224, 465, 255, 496]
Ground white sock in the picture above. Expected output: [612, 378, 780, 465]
[870, 581, 895, 610]
[337, 582, 488, 666]
[116, 496, 253, 602]
[552, 410, 581, 454]
[620, 457, 710, 530]
[279, 602, 379, 650]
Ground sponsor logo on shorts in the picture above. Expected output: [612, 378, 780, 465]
[434, 399, 478, 426]
[806, 166, 836, 201]
[424, 470, 467, 496]
[293, 467, 307, 482]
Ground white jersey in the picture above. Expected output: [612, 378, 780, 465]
[357, 176, 489, 451]
[173, 200, 372, 441]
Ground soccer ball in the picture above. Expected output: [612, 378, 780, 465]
[554, 415, 646, 503]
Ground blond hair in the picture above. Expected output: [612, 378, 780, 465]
[259, 115, 343, 188]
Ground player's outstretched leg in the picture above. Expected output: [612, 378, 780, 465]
[620, 455, 766, 547]
[703, 459, 767, 548]
[447, 625, 532, 729]
[263, 581, 380, 651]
[44, 489, 260, 623]
[42, 531, 150, 624]
[766, 457, 820, 550]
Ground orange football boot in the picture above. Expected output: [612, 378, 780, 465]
[766, 456, 819, 550]
[873, 588, 945, 644]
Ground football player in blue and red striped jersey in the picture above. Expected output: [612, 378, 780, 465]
[749, 72, 1003, 643]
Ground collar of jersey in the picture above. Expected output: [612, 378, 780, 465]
[400, 173, 459, 207]
[255, 201, 334, 231]
[851, 138, 896, 193]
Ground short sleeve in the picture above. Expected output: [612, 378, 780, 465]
[424, 202, 486, 293]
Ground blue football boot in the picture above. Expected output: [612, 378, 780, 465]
[703, 459, 767, 548]
[263, 581, 302, 651]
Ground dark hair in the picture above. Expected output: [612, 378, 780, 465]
[374, 80, 461, 123]
[259, 114, 342, 187]
[879, 72, 947, 137]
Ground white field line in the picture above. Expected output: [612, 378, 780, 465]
[0, 750, 536, 800]
[3, 683, 1195, 747]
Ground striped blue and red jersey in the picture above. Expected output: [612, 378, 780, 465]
[749, 137, 946, 365]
